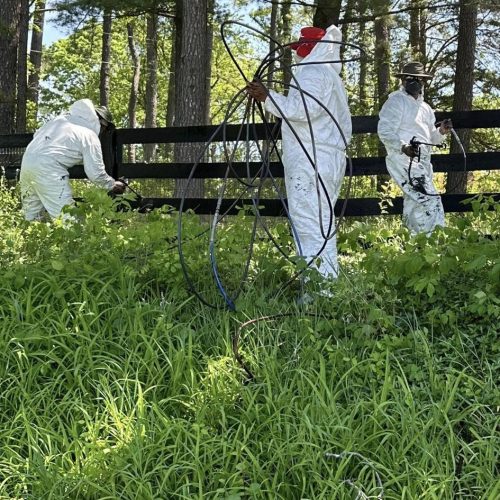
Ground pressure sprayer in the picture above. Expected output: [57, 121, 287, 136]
[407, 119, 467, 196]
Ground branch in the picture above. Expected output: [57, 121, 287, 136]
[258, 0, 460, 24]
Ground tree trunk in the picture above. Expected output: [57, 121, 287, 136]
[341, 0, 355, 65]
[144, 11, 158, 163]
[374, 0, 392, 191]
[419, 2, 427, 63]
[173, 0, 211, 199]
[409, 0, 419, 57]
[267, 0, 278, 90]
[99, 8, 112, 107]
[264, 0, 278, 122]
[446, 0, 477, 194]
[356, 0, 368, 159]
[27, 0, 46, 121]
[205, 0, 214, 121]
[280, 0, 292, 90]
[357, 0, 368, 117]
[313, 0, 342, 30]
[126, 22, 140, 163]
[409, 0, 427, 61]
[16, 0, 29, 132]
[164, 16, 177, 160]
[0, 0, 22, 134]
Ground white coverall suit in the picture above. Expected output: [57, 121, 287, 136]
[378, 89, 446, 234]
[20, 99, 115, 220]
[264, 25, 352, 278]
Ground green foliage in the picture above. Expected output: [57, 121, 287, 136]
[37, 14, 258, 132]
[0, 180, 498, 498]
[39, 17, 173, 127]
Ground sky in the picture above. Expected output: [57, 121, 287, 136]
[43, 6, 70, 46]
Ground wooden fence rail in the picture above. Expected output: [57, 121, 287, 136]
[1, 110, 499, 216]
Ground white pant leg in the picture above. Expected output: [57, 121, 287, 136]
[20, 164, 74, 220]
[20, 168, 45, 220]
[39, 173, 74, 218]
[386, 152, 445, 234]
[284, 149, 345, 278]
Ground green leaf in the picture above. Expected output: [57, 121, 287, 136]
[51, 260, 64, 271]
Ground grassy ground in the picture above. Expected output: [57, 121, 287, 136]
[0, 184, 498, 499]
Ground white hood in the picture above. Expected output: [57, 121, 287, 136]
[67, 98, 101, 136]
[299, 24, 343, 75]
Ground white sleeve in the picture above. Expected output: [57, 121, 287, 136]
[429, 108, 446, 145]
[378, 96, 406, 153]
[264, 68, 327, 122]
[81, 134, 115, 190]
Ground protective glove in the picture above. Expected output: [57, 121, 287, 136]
[111, 180, 126, 194]
[439, 118, 453, 134]
[401, 143, 419, 158]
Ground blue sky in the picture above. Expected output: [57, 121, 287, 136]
[43, 8, 68, 46]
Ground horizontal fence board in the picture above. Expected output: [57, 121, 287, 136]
[1, 110, 498, 218]
[0, 133, 32, 148]
[114, 151, 499, 179]
[114, 110, 500, 144]
[129, 193, 499, 216]
[3, 151, 498, 180]
[2, 110, 499, 150]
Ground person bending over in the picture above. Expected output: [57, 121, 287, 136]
[20, 98, 125, 220]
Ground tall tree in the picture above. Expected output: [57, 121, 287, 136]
[27, 0, 46, 122]
[0, 0, 22, 133]
[267, 0, 278, 92]
[100, 7, 112, 106]
[16, 0, 29, 132]
[374, 0, 392, 191]
[409, 0, 427, 61]
[144, 11, 159, 162]
[446, 0, 477, 194]
[126, 22, 140, 162]
[164, 15, 177, 159]
[173, 0, 213, 198]
[280, 0, 292, 90]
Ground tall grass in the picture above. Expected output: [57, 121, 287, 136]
[0, 183, 498, 499]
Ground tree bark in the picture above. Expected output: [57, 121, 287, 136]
[340, 0, 356, 67]
[313, 0, 342, 29]
[446, 0, 477, 194]
[144, 11, 158, 163]
[16, 0, 29, 132]
[99, 8, 112, 107]
[374, 0, 392, 191]
[409, 0, 427, 61]
[267, 0, 278, 91]
[280, 0, 292, 90]
[27, 0, 46, 121]
[205, 0, 214, 121]
[0, 0, 22, 134]
[173, 0, 211, 199]
[126, 22, 140, 163]
[357, 0, 368, 117]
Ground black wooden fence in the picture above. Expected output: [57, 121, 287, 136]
[1, 109, 499, 216]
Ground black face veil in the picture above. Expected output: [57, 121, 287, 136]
[404, 78, 423, 97]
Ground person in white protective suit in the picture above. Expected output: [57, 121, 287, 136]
[246, 24, 352, 280]
[378, 61, 452, 234]
[20, 98, 125, 220]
